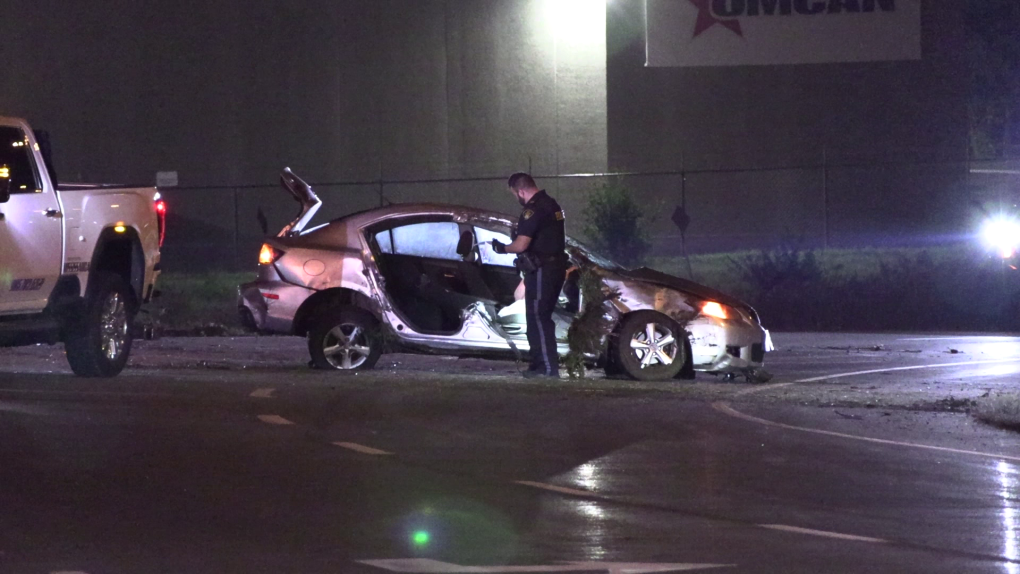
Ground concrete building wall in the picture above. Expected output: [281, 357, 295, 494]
[2, 0, 971, 266]
[0, 0, 607, 188]
[606, 0, 970, 251]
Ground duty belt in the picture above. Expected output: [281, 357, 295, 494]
[516, 252, 567, 273]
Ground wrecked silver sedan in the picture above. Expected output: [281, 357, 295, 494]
[238, 169, 773, 381]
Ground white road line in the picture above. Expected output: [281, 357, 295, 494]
[332, 442, 392, 455]
[515, 480, 598, 498]
[249, 388, 276, 399]
[793, 358, 1020, 383]
[732, 357, 1020, 396]
[712, 402, 1020, 463]
[898, 336, 1019, 341]
[257, 414, 294, 425]
[359, 558, 734, 573]
[759, 524, 887, 543]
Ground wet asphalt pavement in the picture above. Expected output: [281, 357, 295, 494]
[1, 333, 1020, 573]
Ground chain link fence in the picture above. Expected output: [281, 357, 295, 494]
[158, 152, 1017, 273]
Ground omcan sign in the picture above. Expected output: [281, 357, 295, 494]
[645, 0, 921, 67]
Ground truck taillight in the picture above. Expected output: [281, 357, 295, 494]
[155, 200, 167, 248]
[259, 243, 284, 265]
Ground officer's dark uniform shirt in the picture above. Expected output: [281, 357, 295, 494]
[515, 190, 565, 258]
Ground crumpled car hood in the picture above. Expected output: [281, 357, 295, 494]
[618, 267, 753, 313]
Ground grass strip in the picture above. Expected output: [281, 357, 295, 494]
[974, 395, 1020, 431]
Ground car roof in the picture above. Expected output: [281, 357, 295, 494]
[330, 202, 516, 228]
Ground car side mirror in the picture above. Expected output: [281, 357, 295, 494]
[0, 176, 10, 204]
[456, 230, 474, 257]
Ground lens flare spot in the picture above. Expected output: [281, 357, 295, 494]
[412, 530, 430, 546]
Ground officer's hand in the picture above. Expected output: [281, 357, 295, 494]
[491, 240, 508, 254]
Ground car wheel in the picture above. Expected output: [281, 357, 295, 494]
[674, 337, 696, 380]
[238, 306, 259, 333]
[65, 272, 135, 378]
[612, 311, 688, 381]
[308, 307, 382, 371]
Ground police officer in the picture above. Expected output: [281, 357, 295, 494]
[492, 173, 567, 379]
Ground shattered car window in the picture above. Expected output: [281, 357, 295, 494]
[474, 226, 516, 267]
[375, 221, 462, 260]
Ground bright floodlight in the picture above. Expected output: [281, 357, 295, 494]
[543, 0, 606, 48]
[981, 217, 1020, 258]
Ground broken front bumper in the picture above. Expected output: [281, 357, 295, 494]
[689, 316, 773, 374]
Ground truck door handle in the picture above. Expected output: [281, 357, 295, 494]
[45, 209, 61, 218]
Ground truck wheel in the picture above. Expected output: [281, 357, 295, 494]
[611, 311, 687, 381]
[308, 307, 382, 371]
[65, 272, 135, 377]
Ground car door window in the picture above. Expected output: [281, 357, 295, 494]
[375, 221, 461, 260]
[474, 226, 517, 267]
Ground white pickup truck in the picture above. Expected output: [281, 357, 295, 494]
[0, 116, 163, 377]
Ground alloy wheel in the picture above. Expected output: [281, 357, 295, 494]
[321, 322, 373, 369]
[100, 292, 129, 361]
[629, 322, 679, 368]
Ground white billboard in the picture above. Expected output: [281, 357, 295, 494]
[645, 0, 922, 67]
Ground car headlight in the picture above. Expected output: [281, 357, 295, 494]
[981, 216, 1020, 259]
[701, 301, 730, 320]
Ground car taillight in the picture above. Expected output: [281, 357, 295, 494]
[259, 243, 284, 265]
[155, 199, 167, 248]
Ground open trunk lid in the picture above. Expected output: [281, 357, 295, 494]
[277, 167, 322, 237]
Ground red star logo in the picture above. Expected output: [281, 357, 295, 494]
[688, 0, 743, 37]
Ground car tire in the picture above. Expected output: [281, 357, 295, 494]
[612, 311, 688, 382]
[65, 272, 135, 378]
[238, 306, 258, 333]
[308, 307, 383, 371]
[674, 338, 696, 380]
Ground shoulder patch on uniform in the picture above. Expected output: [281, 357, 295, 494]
[523, 209, 534, 220]
[554, 210, 564, 221]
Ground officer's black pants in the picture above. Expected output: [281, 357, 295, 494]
[524, 263, 566, 376]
